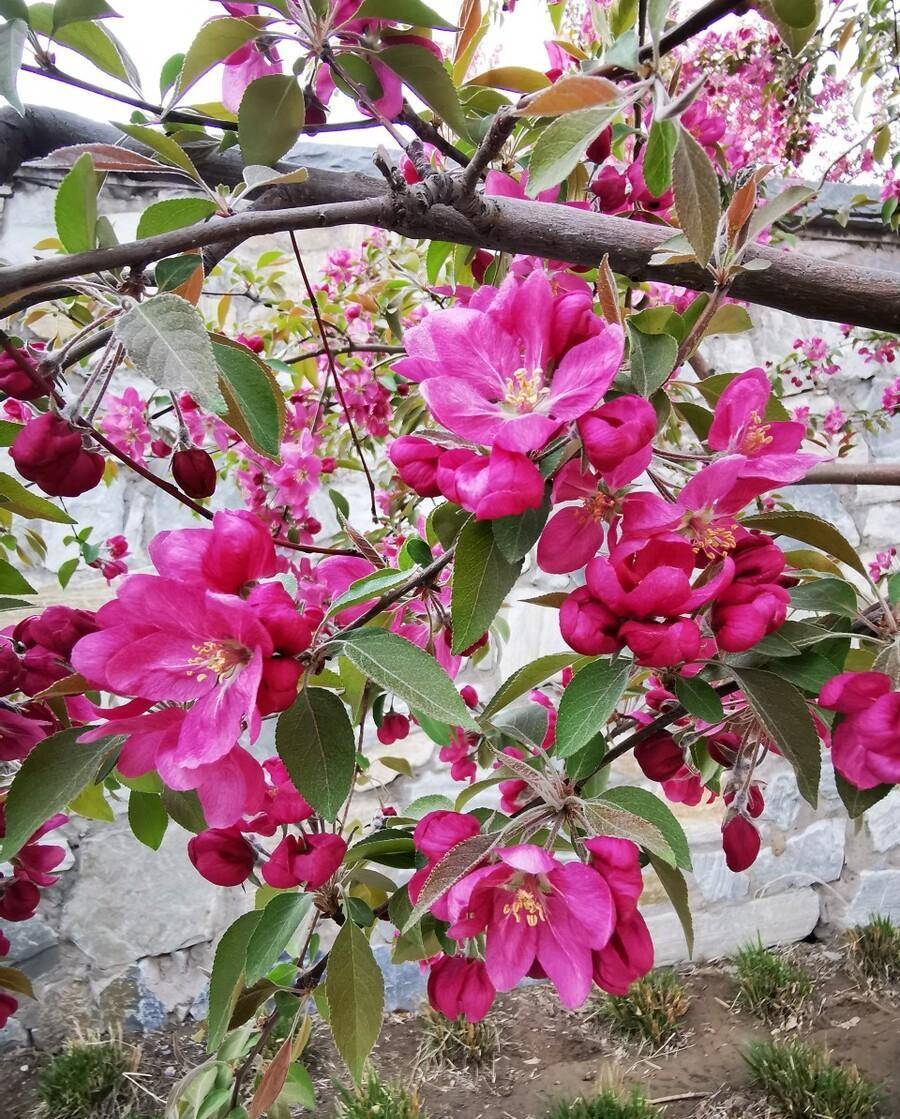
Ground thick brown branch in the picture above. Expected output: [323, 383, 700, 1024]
[797, 463, 900, 485]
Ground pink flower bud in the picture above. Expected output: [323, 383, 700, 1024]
[389, 436, 444, 497]
[0, 930, 9, 956]
[17, 605, 96, 659]
[586, 127, 612, 164]
[377, 712, 410, 745]
[256, 656, 302, 715]
[427, 955, 496, 1023]
[0, 878, 40, 921]
[0, 992, 18, 1028]
[172, 448, 217, 499]
[262, 832, 346, 890]
[460, 685, 478, 709]
[577, 395, 656, 482]
[620, 618, 702, 668]
[320, 456, 336, 473]
[236, 333, 264, 353]
[559, 586, 621, 656]
[11, 412, 104, 497]
[247, 583, 313, 655]
[188, 828, 255, 886]
[635, 732, 684, 782]
[722, 814, 761, 872]
[150, 438, 172, 457]
[0, 643, 23, 695]
[0, 345, 43, 400]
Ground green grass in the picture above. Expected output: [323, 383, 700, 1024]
[37, 1035, 140, 1119]
[594, 970, 690, 1050]
[336, 1069, 425, 1119]
[745, 1040, 881, 1119]
[846, 916, 900, 986]
[547, 1087, 661, 1119]
[415, 1007, 500, 1071]
[734, 939, 812, 1023]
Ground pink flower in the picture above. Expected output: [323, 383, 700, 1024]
[221, 39, 282, 113]
[537, 462, 612, 575]
[585, 837, 654, 995]
[823, 405, 847, 436]
[619, 618, 702, 668]
[0, 706, 51, 762]
[445, 844, 615, 1009]
[99, 387, 151, 461]
[149, 510, 278, 595]
[410, 811, 481, 920]
[707, 368, 805, 459]
[439, 728, 478, 783]
[819, 672, 900, 789]
[427, 955, 496, 1022]
[437, 446, 546, 521]
[398, 272, 623, 453]
[578, 395, 657, 487]
[389, 436, 444, 497]
[188, 828, 255, 886]
[261, 832, 347, 889]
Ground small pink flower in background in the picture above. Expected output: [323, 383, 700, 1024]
[439, 728, 478, 783]
[427, 955, 496, 1022]
[819, 672, 900, 789]
[99, 387, 151, 460]
[868, 547, 897, 581]
[882, 377, 900, 415]
[822, 404, 847, 435]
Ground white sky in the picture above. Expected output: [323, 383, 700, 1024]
[16, 0, 557, 145]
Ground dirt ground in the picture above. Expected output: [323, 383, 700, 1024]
[2, 943, 898, 1119]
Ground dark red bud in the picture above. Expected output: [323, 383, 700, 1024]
[172, 448, 217, 499]
[586, 126, 612, 164]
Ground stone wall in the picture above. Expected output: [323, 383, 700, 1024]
[2, 161, 899, 1048]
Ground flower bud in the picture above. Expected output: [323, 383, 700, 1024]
[0, 643, 23, 696]
[377, 712, 410, 745]
[389, 436, 444, 497]
[172, 448, 217, 499]
[0, 878, 40, 921]
[427, 955, 496, 1023]
[18, 605, 97, 659]
[722, 814, 761, 872]
[459, 685, 478, 709]
[235, 333, 264, 353]
[262, 832, 346, 890]
[0, 993, 17, 1028]
[0, 345, 43, 401]
[11, 412, 104, 497]
[559, 587, 621, 656]
[634, 732, 684, 782]
[256, 656, 302, 716]
[586, 126, 612, 164]
[187, 828, 255, 886]
[150, 438, 172, 457]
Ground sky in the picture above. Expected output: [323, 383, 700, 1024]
[16, 0, 557, 146]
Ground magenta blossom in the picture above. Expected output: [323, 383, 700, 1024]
[577, 394, 657, 487]
[585, 837, 654, 995]
[537, 462, 615, 575]
[149, 509, 278, 595]
[437, 446, 545, 520]
[410, 810, 481, 921]
[397, 271, 624, 453]
[427, 954, 496, 1023]
[444, 844, 615, 1009]
[261, 832, 347, 890]
[819, 672, 900, 789]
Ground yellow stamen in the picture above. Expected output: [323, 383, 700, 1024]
[502, 886, 547, 927]
[742, 411, 773, 454]
[187, 640, 244, 681]
[503, 367, 545, 412]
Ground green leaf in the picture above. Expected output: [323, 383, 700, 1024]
[647, 853, 693, 955]
[52, 0, 119, 31]
[483, 651, 587, 719]
[0, 557, 34, 595]
[280, 1063, 315, 1109]
[742, 510, 866, 578]
[0, 472, 75, 523]
[0, 420, 22, 446]
[426, 240, 453, 284]
[114, 293, 226, 413]
[772, 0, 816, 28]
[491, 493, 551, 562]
[0, 2, 28, 20]
[58, 556, 79, 588]
[555, 658, 630, 758]
[207, 911, 262, 1053]
[161, 788, 207, 833]
[175, 16, 262, 98]
[627, 321, 677, 396]
[674, 676, 724, 723]
[326, 568, 410, 620]
[0, 728, 119, 860]
[155, 254, 201, 292]
[731, 667, 821, 806]
[211, 334, 284, 460]
[790, 576, 857, 617]
[137, 196, 217, 239]
[325, 919, 384, 1084]
[276, 688, 356, 821]
[238, 74, 305, 167]
[427, 502, 468, 550]
[127, 790, 168, 850]
[747, 184, 815, 239]
[835, 771, 892, 820]
[705, 304, 753, 335]
[672, 124, 721, 266]
[29, 3, 139, 86]
[116, 122, 202, 182]
[245, 892, 312, 985]
[566, 731, 606, 783]
[0, 18, 26, 115]
[378, 43, 469, 140]
[355, 0, 456, 30]
[339, 629, 478, 729]
[775, 649, 842, 692]
[451, 519, 522, 654]
[642, 119, 677, 197]
[68, 781, 113, 821]
[526, 105, 619, 197]
[591, 785, 692, 869]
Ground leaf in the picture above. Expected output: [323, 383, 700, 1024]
[0, 473, 74, 523]
[69, 781, 113, 821]
[491, 493, 551, 562]
[241, 164, 309, 192]
[789, 576, 857, 617]
[747, 184, 815, 240]
[245, 893, 313, 985]
[155, 254, 201, 293]
[115, 293, 226, 413]
[555, 658, 630, 758]
[52, 0, 119, 31]
[672, 124, 721, 266]
[627, 321, 677, 396]
[526, 105, 619, 197]
[451, 519, 523, 654]
[642, 119, 677, 197]
[378, 43, 469, 140]
[326, 568, 411, 620]
[210, 335, 284, 460]
[483, 651, 586, 719]
[742, 510, 867, 577]
[589, 786, 691, 869]
[0, 727, 118, 861]
[249, 1030, 295, 1119]
[705, 304, 753, 335]
[467, 65, 550, 93]
[238, 74, 305, 167]
[773, 0, 816, 28]
[207, 910, 262, 1052]
[0, 557, 34, 595]
[647, 853, 693, 956]
[161, 788, 207, 833]
[29, 5, 139, 87]
[339, 629, 478, 730]
[279, 1063, 315, 1109]
[0, 965, 34, 999]
[731, 667, 821, 806]
[355, 0, 457, 29]
[519, 73, 618, 116]
[835, 771, 892, 820]
[127, 790, 168, 850]
[673, 676, 724, 723]
[0, 2, 27, 19]
[175, 16, 262, 98]
[137, 196, 218, 239]
[0, 18, 27, 115]
[403, 831, 498, 930]
[116, 122, 202, 182]
[776, 649, 842, 692]
[276, 688, 355, 821]
[325, 920, 384, 1084]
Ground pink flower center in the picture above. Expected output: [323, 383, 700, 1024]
[579, 492, 613, 524]
[685, 513, 737, 558]
[503, 367, 545, 413]
[188, 640, 249, 683]
[502, 884, 547, 927]
[740, 412, 773, 454]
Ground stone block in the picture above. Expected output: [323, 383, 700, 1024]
[0, 916, 57, 964]
[690, 848, 750, 903]
[646, 887, 820, 965]
[761, 768, 801, 830]
[865, 790, 900, 852]
[98, 966, 168, 1034]
[843, 869, 900, 927]
[373, 946, 426, 1012]
[752, 818, 845, 893]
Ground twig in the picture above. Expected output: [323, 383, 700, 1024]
[459, 110, 517, 199]
[284, 342, 405, 364]
[398, 101, 471, 168]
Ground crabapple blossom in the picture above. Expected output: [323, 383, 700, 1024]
[819, 672, 900, 789]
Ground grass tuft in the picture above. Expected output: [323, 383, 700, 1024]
[846, 915, 900, 987]
[547, 1087, 661, 1119]
[36, 1033, 140, 1119]
[734, 939, 812, 1023]
[336, 1068, 426, 1119]
[744, 1040, 881, 1119]
[594, 970, 690, 1050]
[415, 1008, 500, 1071]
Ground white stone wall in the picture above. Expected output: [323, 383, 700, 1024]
[2, 172, 899, 1047]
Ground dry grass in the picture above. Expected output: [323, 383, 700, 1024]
[592, 970, 691, 1053]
